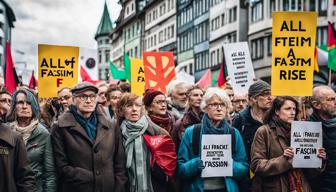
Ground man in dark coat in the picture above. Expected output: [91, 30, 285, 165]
[51, 82, 128, 192]
[0, 90, 36, 192]
[309, 85, 336, 192]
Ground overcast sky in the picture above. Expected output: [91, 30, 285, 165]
[7, 0, 121, 75]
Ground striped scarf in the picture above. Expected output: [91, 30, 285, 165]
[121, 115, 154, 192]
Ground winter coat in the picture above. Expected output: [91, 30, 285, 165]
[51, 107, 128, 192]
[177, 121, 248, 192]
[26, 123, 57, 192]
[251, 124, 323, 192]
[0, 123, 36, 192]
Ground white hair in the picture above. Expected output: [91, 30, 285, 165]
[200, 87, 231, 111]
[166, 80, 188, 96]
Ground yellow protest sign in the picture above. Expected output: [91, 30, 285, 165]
[38, 44, 79, 98]
[130, 58, 145, 96]
[272, 12, 317, 96]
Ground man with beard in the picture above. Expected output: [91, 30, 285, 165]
[167, 80, 189, 120]
[309, 85, 336, 192]
[232, 80, 274, 191]
[172, 85, 204, 150]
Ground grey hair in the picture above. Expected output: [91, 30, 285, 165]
[166, 80, 188, 96]
[200, 87, 231, 111]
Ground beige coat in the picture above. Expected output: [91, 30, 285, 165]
[250, 124, 323, 192]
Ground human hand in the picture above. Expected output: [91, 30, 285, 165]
[317, 147, 327, 160]
[283, 147, 294, 160]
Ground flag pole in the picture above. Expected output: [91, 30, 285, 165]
[329, 68, 332, 86]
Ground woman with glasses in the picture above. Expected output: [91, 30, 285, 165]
[117, 93, 171, 192]
[143, 89, 175, 133]
[250, 96, 326, 192]
[7, 89, 57, 192]
[177, 87, 248, 192]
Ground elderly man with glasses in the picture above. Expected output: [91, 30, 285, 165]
[308, 85, 336, 192]
[51, 82, 127, 192]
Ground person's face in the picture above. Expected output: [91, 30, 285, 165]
[109, 90, 122, 112]
[232, 95, 248, 113]
[171, 85, 188, 107]
[124, 97, 142, 122]
[0, 93, 12, 115]
[276, 100, 297, 124]
[73, 90, 97, 116]
[16, 93, 33, 119]
[224, 89, 234, 101]
[253, 91, 274, 110]
[188, 89, 203, 108]
[58, 89, 72, 110]
[98, 86, 108, 105]
[315, 89, 336, 118]
[148, 94, 167, 115]
[204, 95, 227, 122]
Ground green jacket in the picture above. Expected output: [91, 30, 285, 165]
[27, 123, 57, 192]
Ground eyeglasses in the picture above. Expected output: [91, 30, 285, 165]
[207, 103, 226, 110]
[75, 94, 97, 102]
[58, 95, 71, 101]
[0, 98, 11, 104]
[232, 99, 247, 104]
[152, 100, 167, 105]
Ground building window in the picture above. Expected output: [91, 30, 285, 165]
[105, 50, 110, 63]
[98, 51, 102, 63]
[132, 2, 134, 11]
[135, 46, 138, 57]
[267, 35, 272, 55]
[251, 0, 263, 23]
[269, 0, 276, 17]
[318, 0, 328, 16]
[251, 38, 264, 60]
[105, 39, 110, 44]
[316, 26, 328, 46]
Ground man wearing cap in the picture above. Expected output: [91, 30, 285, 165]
[232, 80, 274, 191]
[51, 82, 127, 192]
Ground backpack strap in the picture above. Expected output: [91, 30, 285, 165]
[192, 124, 202, 156]
[229, 127, 236, 154]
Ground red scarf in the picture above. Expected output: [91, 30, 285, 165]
[149, 113, 174, 133]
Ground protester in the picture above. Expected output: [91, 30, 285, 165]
[104, 85, 123, 120]
[51, 82, 127, 192]
[97, 81, 108, 107]
[223, 84, 234, 102]
[144, 89, 175, 133]
[309, 85, 336, 191]
[232, 80, 274, 160]
[177, 87, 248, 191]
[167, 80, 189, 120]
[57, 87, 72, 113]
[117, 93, 174, 192]
[231, 94, 248, 114]
[251, 96, 326, 192]
[7, 89, 57, 192]
[39, 98, 58, 130]
[119, 82, 131, 93]
[172, 85, 204, 150]
[0, 88, 12, 121]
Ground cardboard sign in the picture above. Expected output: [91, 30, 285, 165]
[201, 135, 233, 177]
[272, 12, 317, 96]
[223, 42, 255, 95]
[143, 52, 176, 94]
[291, 121, 322, 168]
[130, 58, 145, 96]
[38, 44, 79, 98]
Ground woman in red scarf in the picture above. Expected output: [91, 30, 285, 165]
[144, 89, 175, 134]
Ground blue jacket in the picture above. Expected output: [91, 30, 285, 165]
[177, 122, 248, 192]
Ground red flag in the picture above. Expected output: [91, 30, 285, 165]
[217, 48, 228, 88]
[28, 70, 38, 89]
[4, 41, 19, 93]
[328, 21, 336, 50]
[196, 69, 212, 89]
[80, 65, 98, 84]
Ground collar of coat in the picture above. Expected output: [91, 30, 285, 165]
[0, 123, 16, 147]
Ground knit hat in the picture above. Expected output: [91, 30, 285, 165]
[248, 80, 271, 97]
[143, 89, 165, 107]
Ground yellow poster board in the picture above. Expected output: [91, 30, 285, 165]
[272, 12, 317, 96]
[38, 44, 79, 98]
[130, 58, 145, 96]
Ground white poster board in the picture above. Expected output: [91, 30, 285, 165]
[201, 135, 232, 177]
[290, 121, 322, 168]
[223, 42, 255, 96]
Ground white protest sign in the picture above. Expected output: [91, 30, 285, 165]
[290, 121, 322, 168]
[201, 135, 232, 177]
[223, 42, 255, 96]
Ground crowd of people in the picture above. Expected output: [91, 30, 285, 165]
[0, 79, 335, 192]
